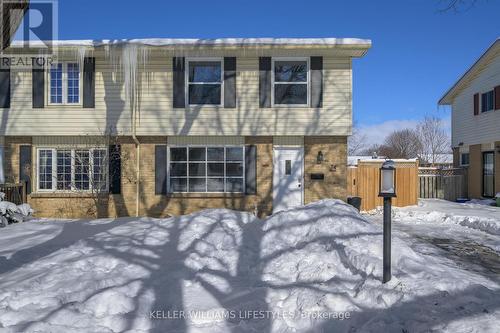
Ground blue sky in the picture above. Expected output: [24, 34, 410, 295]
[19, 0, 500, 142]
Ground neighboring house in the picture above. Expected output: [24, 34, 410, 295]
[439, 38, 500, 199]
[347, 155, 386, 166]
[418, 153, 454, 168]
[0, 38, 371, 217]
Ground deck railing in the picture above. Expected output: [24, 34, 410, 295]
[418, 167, 467, 201]
[0, 183, 27, 205]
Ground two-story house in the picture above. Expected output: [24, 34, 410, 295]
[0, 38, 371, 217]
[439, 38, 500, 199]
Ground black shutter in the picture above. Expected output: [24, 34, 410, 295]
[19, 145, 32, 194]
[245, 145, 257, 194]
[310, 56, 323, 108]
[473, 93, 479, 115]
[224, 57, 236, 108]
[83, 57, 95, 108]
[494, 86, 500, 110]
[32, 59, 44, 108]
[155, 145, 167, 195]
[0, 60, 10, 108]
[173, 57, 185, 108]
[108, 145, 121, 194]
[259, 57, 271, 108]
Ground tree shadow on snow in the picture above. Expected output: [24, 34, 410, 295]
[5, 208, 500, 333]
[307, 284, 500, 332]
[0, 218, 133, 275]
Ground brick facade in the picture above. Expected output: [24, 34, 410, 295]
[4, 135, 347, 218]
[304, 136, 348, 203]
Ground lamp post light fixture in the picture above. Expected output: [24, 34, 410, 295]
[378, 160, 396, 284]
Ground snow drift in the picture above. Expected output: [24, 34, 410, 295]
[385, 199, 500, 236]
[0, 199, 498, 332]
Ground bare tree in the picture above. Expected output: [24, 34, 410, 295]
[53, 134, 135, 218]
[416, 116, 450, 165]
[438, 0, 479, 12]
[378, 128, 422, 159]
[359, 144, 384, 158]
[348, 123, 368, 155]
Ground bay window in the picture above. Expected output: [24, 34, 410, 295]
[37, 148, 107, 192]
[168, 146, 244, 193]
[186, 59, 223, 105]
[56, 150, 72, 190]
[38, 149, 53, 190]
[49, 62, 81, 105]
[272, 58, 309, 106]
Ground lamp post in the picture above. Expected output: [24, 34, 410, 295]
[378, 160, 396, 283]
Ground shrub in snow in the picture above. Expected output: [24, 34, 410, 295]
[0, 192, 34, 227]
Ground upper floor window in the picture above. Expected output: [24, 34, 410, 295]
[481, 90, 494, 113]
[49, 62, 80, 105]
[272, 58, 309, 106]
[187, 59, 222, 105]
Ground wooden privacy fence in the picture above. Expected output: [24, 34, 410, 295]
[0, 183, 27, 205]
[418, 167, 467, 201]
[347, 160, 419, 211]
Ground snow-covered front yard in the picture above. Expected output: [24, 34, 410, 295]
[0, 199, 499, 332]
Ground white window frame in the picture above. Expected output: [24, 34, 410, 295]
[36, 147, 108, 193]
[271, 57, 310, 107]
[185, 58, 224, 107]
[167, 145, 245, 193]
[47, 62, 82, 106]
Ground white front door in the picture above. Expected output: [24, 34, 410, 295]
[273, 148, 304, 213]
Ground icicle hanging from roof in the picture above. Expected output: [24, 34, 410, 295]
[76, 46, 87, 70]
[103, 44, 151, 128]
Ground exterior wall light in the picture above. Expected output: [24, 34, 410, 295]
[316, 151, 324, 164]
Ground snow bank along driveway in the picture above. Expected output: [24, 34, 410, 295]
[0, 200, 499, 332]
[389, 199, 500, 237]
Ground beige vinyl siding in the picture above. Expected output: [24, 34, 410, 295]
[1, 51, 352, 137]
[273, 136, 304, 146]
[451, 52, 500, 147]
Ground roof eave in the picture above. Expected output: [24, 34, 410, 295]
[8, 37, 372, 49]
[438, 38, 500, 106]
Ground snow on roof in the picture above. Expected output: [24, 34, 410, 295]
[358, 158, 418, 163]
[439, 38, 500, 105]
[348, 155, 387, 166]
[10, 37, 372, 48]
